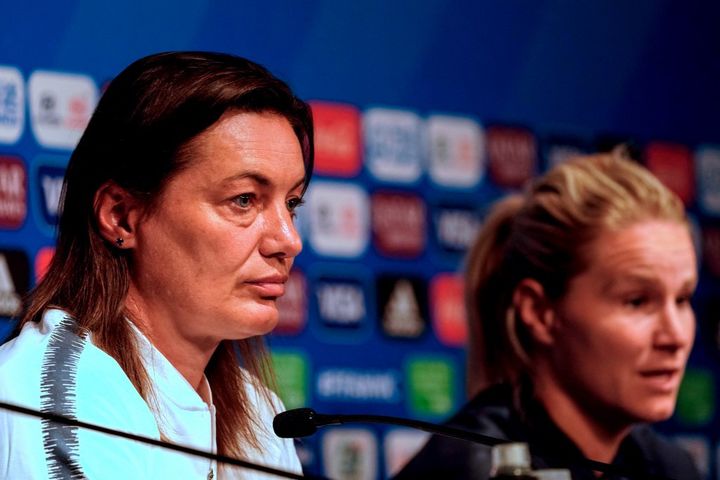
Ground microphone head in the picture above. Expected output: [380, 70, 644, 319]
[273, 408, 319, 438]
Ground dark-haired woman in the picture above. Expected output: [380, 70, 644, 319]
[0, 51, 313, 479]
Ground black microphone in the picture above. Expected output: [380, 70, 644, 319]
[273, 407, 504, 446]
[273, 408, 676, 480]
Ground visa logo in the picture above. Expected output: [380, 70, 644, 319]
[316, 282, 366, 326]
[38, 165, 65, 225]
[316, 368, 400, 402]
[434, 208, 481, 252]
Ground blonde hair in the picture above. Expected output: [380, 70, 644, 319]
[465, 151, 688, 397]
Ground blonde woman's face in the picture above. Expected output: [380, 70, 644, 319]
[544, 220, 697, 427]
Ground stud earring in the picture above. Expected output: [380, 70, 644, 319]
[115, 237, 124, 247]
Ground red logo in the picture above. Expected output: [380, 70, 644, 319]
[275, 269, 307, 335]
[644, 142, 694, 205]
[310, 101, 362, 177]
[430, 273, 467, 347]
[371, 191, 426, 258]
[702, 227, 720, 279]
[486, 126, 536, 188]
[34, 246, 55, 282]
[0, 156, 27, 229]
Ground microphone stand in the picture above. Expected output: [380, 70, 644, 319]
[0, 401, 328, 480]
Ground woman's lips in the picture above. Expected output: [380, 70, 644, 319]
[639, 369, 681, 393]
[245, 276, 288, 298]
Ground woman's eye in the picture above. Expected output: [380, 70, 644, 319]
[287, 197, 305, 212]
[232, 193, 254, 209]
[624, 296, 648, 308]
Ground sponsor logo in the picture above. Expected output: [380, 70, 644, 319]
[676, 368, 715, 426]
[31, 158, 66, 234]
[542, 137, 586, 170]
[487, 125, 537, 188]
[645, 142, 694, 205]
[674, 435, 709, 479]
[322, 429, 378, 480]
[28, 70, 98, 149]
[430, 273, 467, 347]
[316, 279, 366, 328]
[384, 429, 430, 478]
[271, 350, 309, 410]
[310, 101, 361, 177]
[0, 249, 29, 319]
[316, 368, 400, 403]
[432, 205, 482, 254]
[695, 146, 720, 216]
[309, 265, 373, 343]
[0, 156, 26, 229]
[371, 191, 425, 258]
[405, 356, 456, 418]
[275, 269, 307, 335]
[702, 227, 720, 278]
[0, 66, 24, 144]
[306, 181, 369, 257]
[34, 246, 55, 282]
[377, 275, 427, 339]
[427, 115, 484, 188]
[363, 108, 422, 183]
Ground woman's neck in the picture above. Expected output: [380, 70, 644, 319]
[532, 377, 632, 465]
[124, 287, 218, 392]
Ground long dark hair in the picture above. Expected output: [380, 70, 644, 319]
[19, 51, 313, 457]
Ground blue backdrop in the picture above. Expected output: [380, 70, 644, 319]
[1, 1, 719, 478]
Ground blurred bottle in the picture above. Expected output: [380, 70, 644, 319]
[489, 442, 538, 480]
[532, 469, 572, 480]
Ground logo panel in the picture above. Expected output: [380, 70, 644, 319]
[322, 429, 378, 480]
[316, 368, 400, 404]
[427, 115, 484, 188]
[309, 264, 373, 343]
[0, 249, 29, 320]
[405, 355, 457, 419]
[271, 350, 310, 410]
[0, 156, 27, 229]
[430, 273, 467, 347]
[310, 101, 361, 177]
[306, 181, 369, 257]
[35, 246, 55, 282]
[487, 125, 537, 188]
[675, 368, 715, 426]
[377, 274, 427, 339]
[371, 191, 426, 258]
[31, 156, 67, 236]
[0, 66, 24, 144]
[363, 107, 422, 183]
[28, 70, 98, 149]
[696, 146, 720, 216]
[645, 142, 694, 205]
[383, 429, 430, 478]
[431, 204, 482, 255]
[275, 269, 307, 335]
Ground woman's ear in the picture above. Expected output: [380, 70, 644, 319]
[513, 278, 556, 346]
[94, 181, 142, 249]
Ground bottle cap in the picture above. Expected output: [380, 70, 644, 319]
[532, 469, 572, 480]
[490, 442, 532, 474]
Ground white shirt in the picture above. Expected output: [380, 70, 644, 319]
[0, 309, 302, 479]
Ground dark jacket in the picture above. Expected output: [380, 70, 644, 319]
[393, 384, 700, 480]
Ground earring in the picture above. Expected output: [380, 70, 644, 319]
[115, 237, 124, 247]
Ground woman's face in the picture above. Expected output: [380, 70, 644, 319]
[129, 111, 305, 343]
[543, 220, 697, 427]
